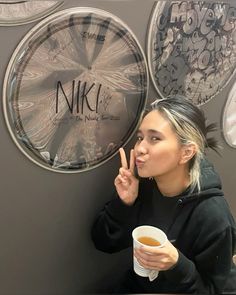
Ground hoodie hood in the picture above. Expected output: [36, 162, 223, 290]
[165, 158, 227, 242]
[199, 157, 222, 191]
[180, 157, 224, 204]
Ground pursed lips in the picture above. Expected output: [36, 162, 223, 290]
[135, 158, 145, 167]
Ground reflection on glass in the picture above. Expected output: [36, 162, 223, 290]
[0, 0, 63, 26]
[3, 7, 148, 172]
[148, 1, 236, 105]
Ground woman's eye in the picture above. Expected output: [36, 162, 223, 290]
[151, 136, 160, 141]
[136, 135, 143, 141]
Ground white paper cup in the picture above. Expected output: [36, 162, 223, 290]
[132, 225, 167, 278]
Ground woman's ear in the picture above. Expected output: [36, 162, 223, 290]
[179, 143, 197, 164]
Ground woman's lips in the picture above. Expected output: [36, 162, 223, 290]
[135, 159, 145, 167]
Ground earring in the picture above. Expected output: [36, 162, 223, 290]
[149, 177, 153, 181]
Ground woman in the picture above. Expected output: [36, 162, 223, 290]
[91, 96, 236, 294]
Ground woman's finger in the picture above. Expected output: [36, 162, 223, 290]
[135, 248, 162, 262]
[136, 257, 162, 270]
[115, 174, 128, 185]
[134, 249, 166, 269]
[119, 148, 128, 169]
[119, 167, 132, 178]
[129, 149, 135, 174]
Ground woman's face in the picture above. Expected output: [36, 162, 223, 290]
[134, 110, 186, 179]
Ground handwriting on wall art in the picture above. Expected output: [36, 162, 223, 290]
[148, 1, 236, 105]
[3, 8, 148, 172]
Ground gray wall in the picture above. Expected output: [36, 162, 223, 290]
[0, 1, 235, 294]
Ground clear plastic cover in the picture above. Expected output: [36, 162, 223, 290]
[3, 7, 148, 172]
[0, 1, 63, 26]
[223, 81, 236, 148]
[148, 1, 236, 105]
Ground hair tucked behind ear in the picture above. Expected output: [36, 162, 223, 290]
[151, 95, 220, 192]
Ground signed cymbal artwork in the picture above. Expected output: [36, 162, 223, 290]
[222, 81, 236, 148]
[148, 1, 236, 105]
[0, 0, 63, 26]
[3, 7, 148, 172]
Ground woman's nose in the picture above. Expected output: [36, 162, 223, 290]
[135, 141, 147, 155]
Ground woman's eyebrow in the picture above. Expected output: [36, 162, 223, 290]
[137, 129, 164, 136]
[147, 129, 163, 136]
[148, 129, 161, 134]
[149, 130, 165, 138]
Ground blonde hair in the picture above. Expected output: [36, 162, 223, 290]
[151, 96, 219, 192]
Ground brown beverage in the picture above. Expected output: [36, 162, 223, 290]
[137, 236, 161, 246]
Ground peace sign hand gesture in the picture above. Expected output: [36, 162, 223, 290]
[114, 148, 139, 206]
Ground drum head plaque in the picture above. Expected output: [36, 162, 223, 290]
[148, 1, 236, 105]
[3, 7, 148, 172]
[222, 81, 236, 148]
[0, 1, 63, 26]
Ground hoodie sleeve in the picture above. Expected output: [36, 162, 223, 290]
[91, 193, 141, 253]
[164, 223, 235, 294]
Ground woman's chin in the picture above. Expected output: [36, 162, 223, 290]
[137, 170, 150, 178]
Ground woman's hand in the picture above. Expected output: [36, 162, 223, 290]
[114, 148, 139, 206]
[134, 240, 179, 271]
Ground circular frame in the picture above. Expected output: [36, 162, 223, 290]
[0, 1, 64, 26]
[3, 7, 149, 173]
[147, 1, 236, 105]
[222, 80, 236, 148]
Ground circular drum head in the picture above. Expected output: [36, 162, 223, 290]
[222, 81, 236, 148]
[0, 1, 63, 26]
[148, 1, 236, 105]
[3, 7, 148, 173]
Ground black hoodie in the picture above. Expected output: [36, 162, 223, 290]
[91, 160, 236, 294]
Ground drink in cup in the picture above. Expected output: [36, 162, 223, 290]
[132, 225, 167, 277]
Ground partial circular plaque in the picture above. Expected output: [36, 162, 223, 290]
[3, 7, 148, 172]
[0, 1, 63, 26]
[148, 1, 236, 105]
[222, 80, 236, 148]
